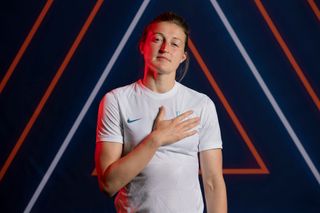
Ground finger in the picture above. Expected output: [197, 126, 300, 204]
[174, 110, 193, 122]
[155, 106, 166, 122]
[180, 130, 198, 139]
[178, 117, 200, 129]
[182, 120, 200, 132]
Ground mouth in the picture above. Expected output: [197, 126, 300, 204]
[156, 56, 171, 62]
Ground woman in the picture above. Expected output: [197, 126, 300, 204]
[95, 12, 227, 213]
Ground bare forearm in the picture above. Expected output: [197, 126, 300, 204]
[102, 133, 160, 196]
[204, 178, 227, 213]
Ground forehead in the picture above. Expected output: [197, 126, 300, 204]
[147, 21, 186, 39]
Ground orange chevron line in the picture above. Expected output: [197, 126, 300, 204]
[0, 0, 104, 182]
[0, 0, 54, 94]
[308, 0, 320, 21]
[255, 0, 320, 111]
[188, 38, 269, 175]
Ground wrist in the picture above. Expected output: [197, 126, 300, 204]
[148, 131, 162, 148]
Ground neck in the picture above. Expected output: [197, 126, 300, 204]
[142, 68, 176, 93]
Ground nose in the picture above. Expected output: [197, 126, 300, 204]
[159, 41, 168, 53]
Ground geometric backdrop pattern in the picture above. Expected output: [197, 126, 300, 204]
[0, 0, 319, 212]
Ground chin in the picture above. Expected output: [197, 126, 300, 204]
[147, 62, 177, 76]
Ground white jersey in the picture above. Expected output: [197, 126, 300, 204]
[96, 80, 223, 213]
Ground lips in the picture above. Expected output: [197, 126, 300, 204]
[156, 56, 171, 62]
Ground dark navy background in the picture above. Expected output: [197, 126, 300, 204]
[0, 0, 319, 212]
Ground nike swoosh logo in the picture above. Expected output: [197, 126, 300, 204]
[127, 118, 142, 123]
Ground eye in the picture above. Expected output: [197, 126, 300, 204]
[171, 39, 181, 48]
[171, 42, 179, 47]
[152, 36, 163, 43]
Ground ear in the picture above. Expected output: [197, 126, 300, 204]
[180, 52, 187, 63]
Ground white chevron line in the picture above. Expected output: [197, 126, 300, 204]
[24, 1, 151, 212]
[209, 0, 320, 184]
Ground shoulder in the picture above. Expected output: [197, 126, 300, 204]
[177, 82, 212, 104]
[104, 81, 139, 99]
[99, 81, 139, 108]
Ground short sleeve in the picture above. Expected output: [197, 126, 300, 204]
[96, 92, 123, 143]
[198, 96, 223, 151]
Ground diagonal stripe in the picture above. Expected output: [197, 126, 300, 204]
[24, 0, 150, 212]
[255, 0, 320, 110]
[189, 39, 269, 175]
[210, 0, 320, 184]
[0, 0, 54, 94]
[308, 0, 320, 22]
[0, 0, 102, 182]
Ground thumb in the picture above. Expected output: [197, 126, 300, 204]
[153, 106, 165, 130]
[155, 106, 165, 121]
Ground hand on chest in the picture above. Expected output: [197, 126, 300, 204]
[121, 99, 201, 155]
